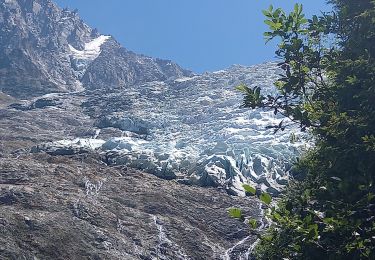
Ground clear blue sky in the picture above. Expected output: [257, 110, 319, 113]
[54, 0, 331, 73]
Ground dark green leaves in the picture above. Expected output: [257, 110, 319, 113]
[262, 3, 308, 42]
[242, 184, 256, 196]
[236, 85, 264, 109]
[242, 184, 272, 204]
[307, 224, 319, 240]
[260, 193, 272, 205]
[253, 1, 375, 259]
[239, 2, 328, 131]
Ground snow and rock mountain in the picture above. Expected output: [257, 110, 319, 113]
[0, 0, 306, 259]
[0, 0, 191, 98]
[0, 0, 305, 196]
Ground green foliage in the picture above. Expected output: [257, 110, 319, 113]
[237, 1, 375, 259]
[236, 85, 264, 109]
[259, 192, 272, 205]
[248, 218, 258, 229]
[242, 184, 256, 195]
[228, 208, 243, 220]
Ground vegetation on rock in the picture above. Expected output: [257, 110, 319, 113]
[237, 0, 375, 258]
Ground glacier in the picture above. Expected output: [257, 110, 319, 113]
[34, 62, 307, 196]
[96, 62, 308, 196]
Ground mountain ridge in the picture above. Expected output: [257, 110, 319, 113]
[0, 0, 192, 98]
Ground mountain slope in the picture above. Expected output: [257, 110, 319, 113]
[0, 0, 306, 259]
[1, 154, 259, 260]
[81, 39, 192, 90]
[0, 0, 191, 98]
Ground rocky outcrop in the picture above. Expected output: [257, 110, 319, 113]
[95, 113, 150, 135]
[9, 94, 62, 110]
[0, 153, 261, 260]
[0, 91, 16, 108]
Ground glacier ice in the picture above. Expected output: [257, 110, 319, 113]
[38, 62, 308, 195]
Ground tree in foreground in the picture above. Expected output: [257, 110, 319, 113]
[237, 1, 375, 259]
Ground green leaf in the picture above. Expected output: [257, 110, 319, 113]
[248, 218, 257, 229]
[294, 3, 299, 13]
[303, 214, 313, 224]
[358, 184, 367, 191]
[260, 193, 272, 205]
[307, 224, 319, 239]
[255, 87, 261, 100]
[235, 84, 251, 94]
[228, 208, 243, 219]
[263, 31, 273, 37]
[262, 9, 272, 18]
[300, 18, 308, 24]
[242, 184, 256, 195]
[274, 8, 282, 17]
[312, 15, 318, 24]
[274, 22, 282, 30]
[302, 66, 310, 74]
[264, 19, 276, 28]
[272, 212, 282, 222]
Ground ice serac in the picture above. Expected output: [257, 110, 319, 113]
[31, 63, 307, 196]
[0, 0, 192, 98]
[84, 63, 306, 196]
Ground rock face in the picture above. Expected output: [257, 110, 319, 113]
[0, 154, 261, 260]
[0, 0, 191, 98]
[0, 0, 91, 97]
[81, 40, 192, 90]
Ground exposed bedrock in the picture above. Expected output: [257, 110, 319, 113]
[0, 154, 261, 260]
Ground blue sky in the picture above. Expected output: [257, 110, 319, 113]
[55, 0, 330, 73]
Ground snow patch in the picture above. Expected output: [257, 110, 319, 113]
[54, 138, 105, 150]
[174, 77, 193, 83]
[69, 35, 111, 61]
